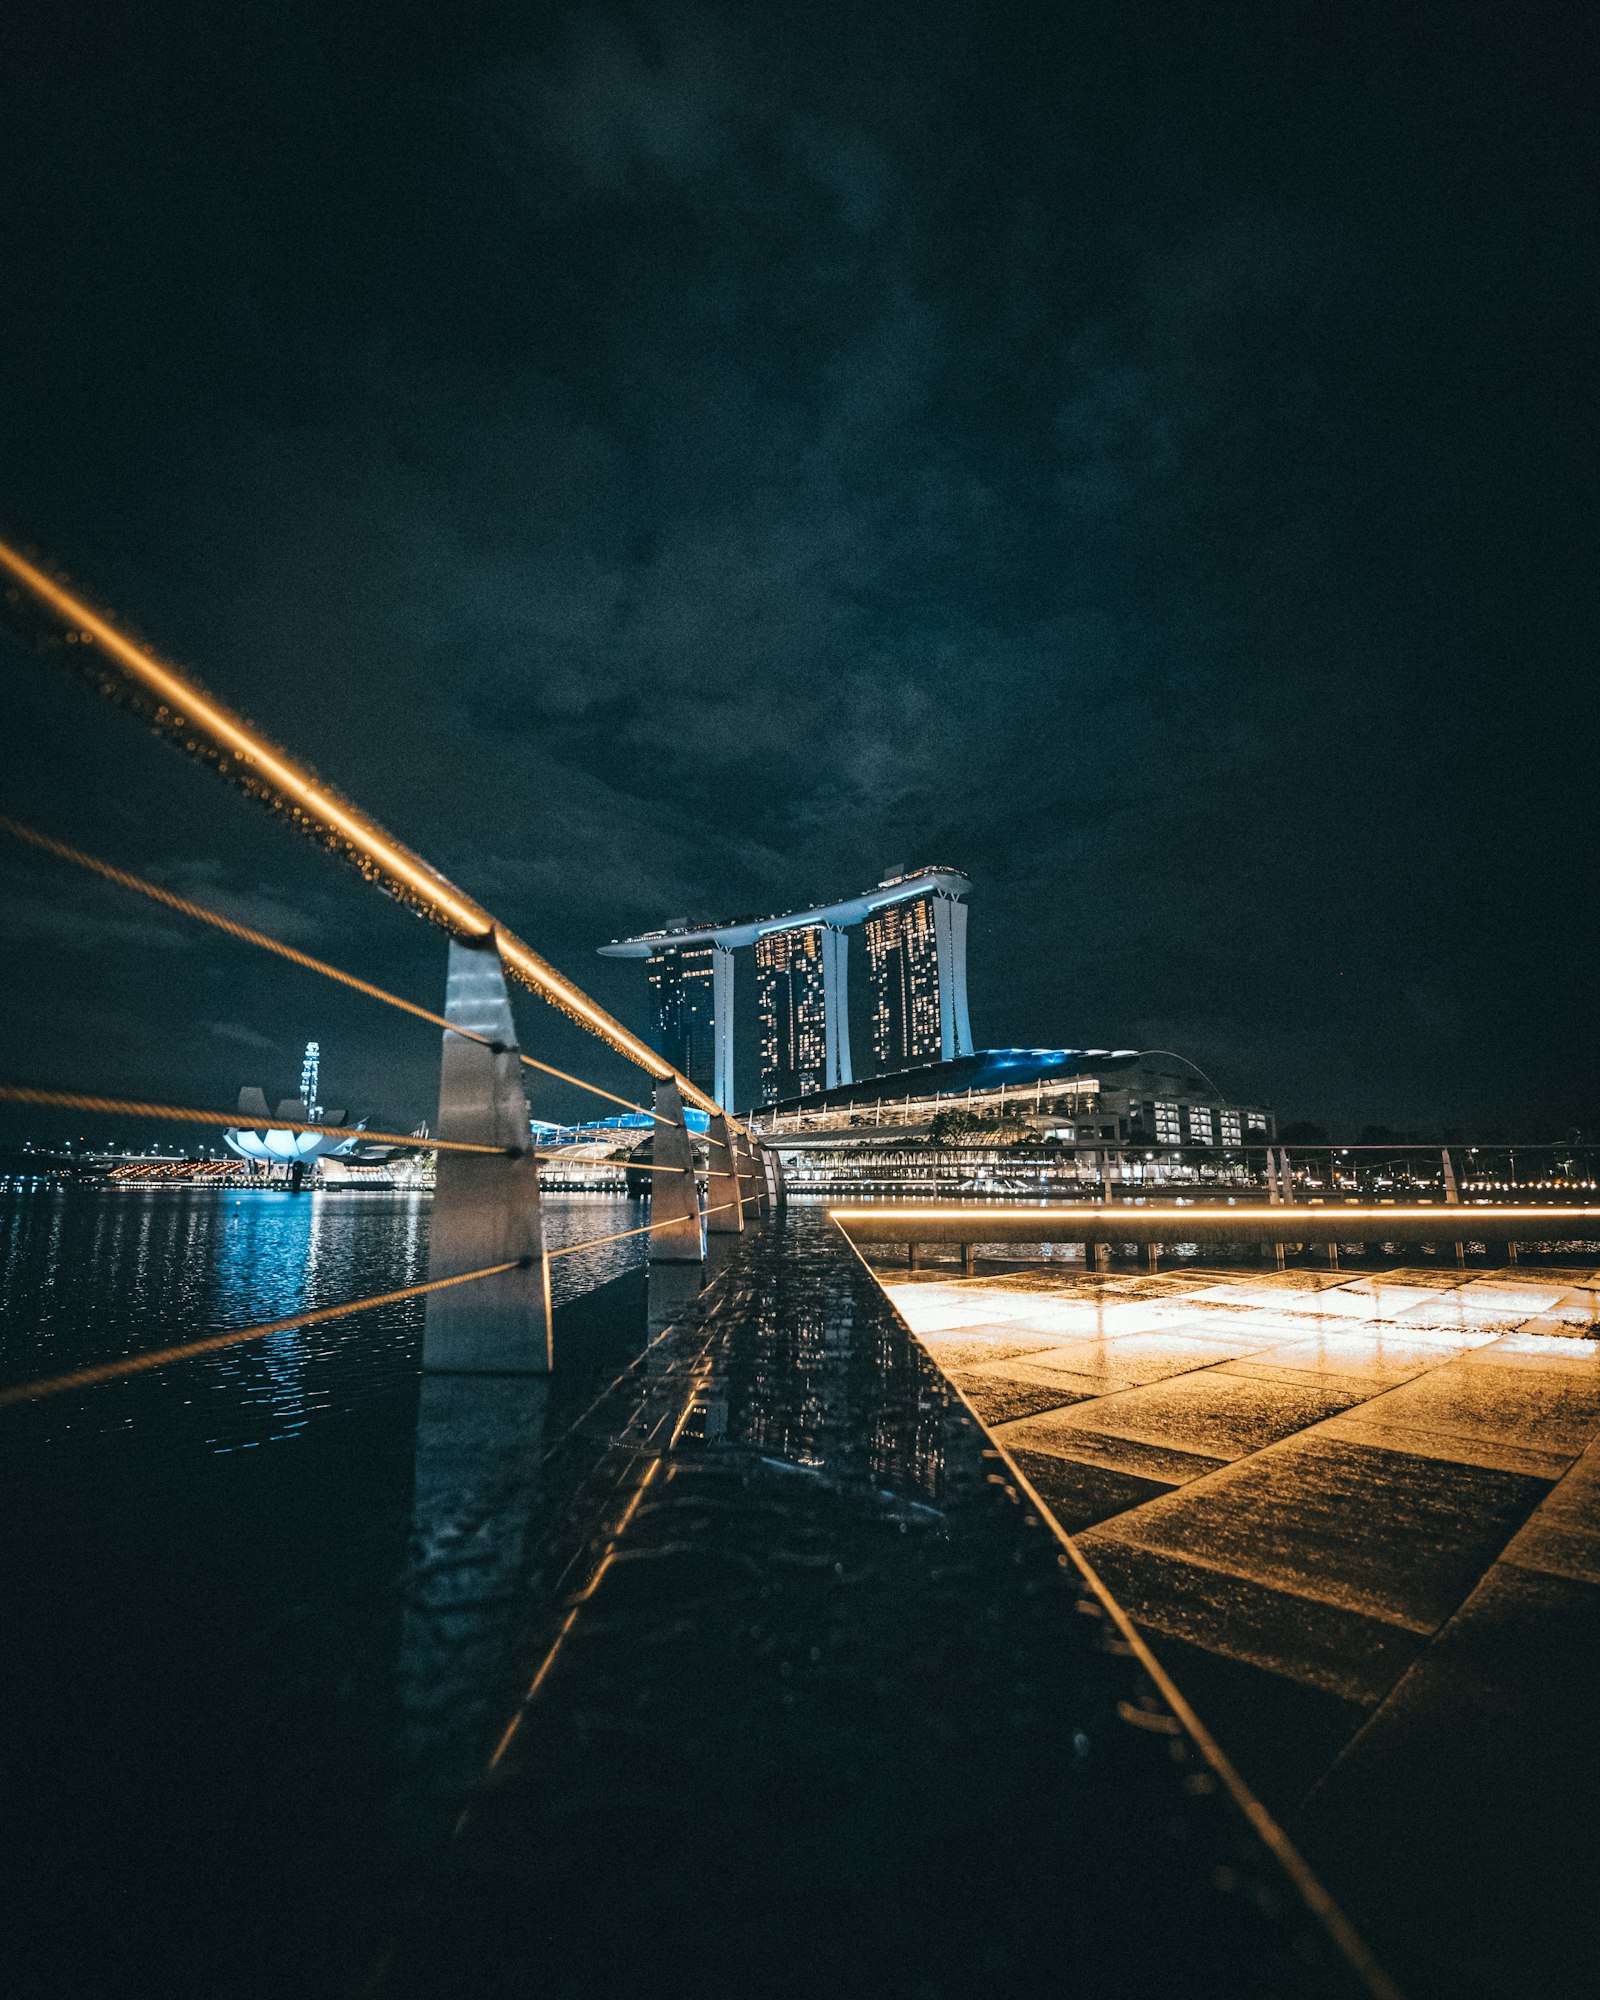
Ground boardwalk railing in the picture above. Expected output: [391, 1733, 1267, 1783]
[0, 534, 776, 1395]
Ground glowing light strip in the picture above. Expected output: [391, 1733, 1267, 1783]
[829, 1204, 1600, 1224]
[0, 538, 723, 1118]
[0, 1259, 522, 1409]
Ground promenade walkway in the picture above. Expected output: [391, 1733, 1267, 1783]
[874, 1253, 1600, 2000]
[372, 1210, 1386, 2000]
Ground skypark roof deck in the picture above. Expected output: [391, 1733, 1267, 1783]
[596, 864, 971, 955]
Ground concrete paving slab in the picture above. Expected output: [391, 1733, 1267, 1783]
[1384, 1297, 1528, 1332]
[1450, 1278, 1570, 1311]
[1076, 1433, 1552, 1631]
[1297, 1565, 1600, 2000]
[1015, 1369, 1365, 1464]
[1004, 1447, 1174, 1532]
[1498, 1508, 1600, 1585]
[1528, 1288, 1600, 1324]
[1217, 1328, 1497, 1387]
[1075, 1534, 1423, 1703]
[1494, 1434, 1600, 1583]
[945, 1371, 1091, 1425]
[1528, 1433, 1600, 1522]
[957, 1353, 1137, 1397]
[1455, 1330, 1599, 1370]
[1143, 1630, 1373, 1806]
[1309, 1411, 1572, 1480]
[1186, 1279, 1360, 1311]
[996, 1408, 1229, 1485]
[1031, 1326, 1283, 1379]
[1357, 1267, 1475, 1290]
[1347, 1356, 1600, 1457]
[1214, 1358, 1396, 1399]
[907, 1327, 1074, 1368]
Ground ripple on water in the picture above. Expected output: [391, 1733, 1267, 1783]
[0, 1186, 651, 1461]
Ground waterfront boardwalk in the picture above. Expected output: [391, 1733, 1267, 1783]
[873, 1253, 1600, 2000]
[371, 1210, 1384, 2000]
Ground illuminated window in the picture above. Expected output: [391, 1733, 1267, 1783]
[1188, 1105, 1215, 1145]
[1219, 1110, 1241, 1146]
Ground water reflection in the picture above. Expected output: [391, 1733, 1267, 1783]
[0, 1187, 652, 1457]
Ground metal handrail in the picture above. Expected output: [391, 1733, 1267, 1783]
[0, 537, 730, 1121]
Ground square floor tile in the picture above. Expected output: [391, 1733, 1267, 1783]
[1349, 1358, 1600, 1457]
[910, 1328, 1073, 1368]
[1073, 1533, 1424, 1703]
[1455, 1331, 1600, 1371]
[1076, 1433, 1552, 1631]
[995, 1405, 1229, 1485]
[1296, 1567, 1600, 2000]
[959, 1354, 1136, 1397]
[1311, 1410, 1572, 1480]
[1003, 1448, 1173, 1533]
[1221, 1329, 1493, 1388]
[946, 1371, 1091, 1426]
[1020, 1368, 1364, 1464]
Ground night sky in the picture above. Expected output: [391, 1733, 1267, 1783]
[2, 1, 1596, 1142]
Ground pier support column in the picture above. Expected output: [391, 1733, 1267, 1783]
[705, 1112, 744, 1235]
[424, 935, 551, 1375]
[730, 1132, 757, 1214]
[760, 1143, 786, 1214]
[649, 1080, 704, 1262]
[1094, 1242, 1112, 1274]
[739, 1135, 765, 1215]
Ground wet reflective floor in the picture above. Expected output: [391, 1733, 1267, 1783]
[2, 1195, 1388, 1999]
[873, 1253, 1600, 2000]
[368, 1210, 1382, 2000]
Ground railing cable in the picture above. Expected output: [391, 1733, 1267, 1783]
[0, 814, 676, 1127]
[0, 538, 729, 1120]
[0, 1259, 524, 1409]
[0, 1206, 748, 1409]
[0, 1084, 697, 1170]
[547, 1202, 741, 1259]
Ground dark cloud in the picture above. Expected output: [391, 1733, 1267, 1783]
[0, 0, 1595, 1137]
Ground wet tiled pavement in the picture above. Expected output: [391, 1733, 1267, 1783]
[371, 1213, 1392, 2000]
[872, 1252, 1600, 1999]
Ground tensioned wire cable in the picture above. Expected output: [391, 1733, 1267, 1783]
[0, 1258, 525, 1409]
[0, 1205, 747, 1409]
[0, 1084, 695, 1171]
[0, 813, 679, 1128]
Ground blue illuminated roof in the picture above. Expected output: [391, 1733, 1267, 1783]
[758, 1046, 1166, 1116]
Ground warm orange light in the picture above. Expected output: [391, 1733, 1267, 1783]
[829, 1204, 1600, 1223]
[0, 537, 725, 1120]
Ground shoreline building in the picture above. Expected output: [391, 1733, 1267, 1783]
[750, 1047, 1275, 1147]
[599, 866, 971, 1108]
[863, 873, 972, 1069]
[646, 941, 734, 1108]
[755, 924, 850, 1102]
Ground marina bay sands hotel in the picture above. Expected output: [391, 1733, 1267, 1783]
[599, 866, 972, 1109]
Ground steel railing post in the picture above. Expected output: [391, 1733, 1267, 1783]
[706, 1111, 744, 1235]
[424, 936, 551, 1373]
[649, 1080, 704, 1261]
